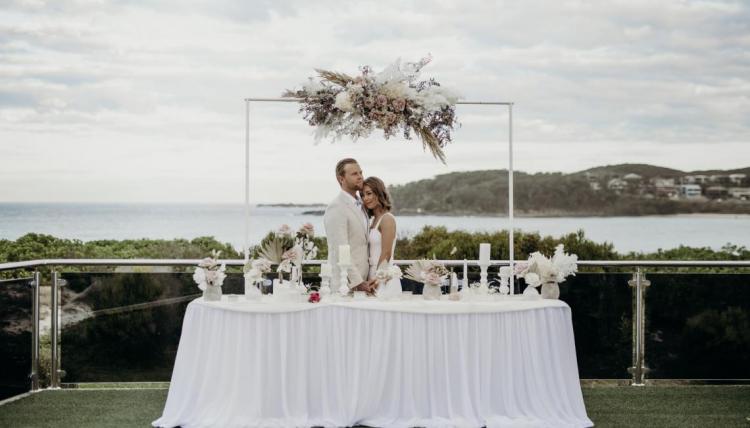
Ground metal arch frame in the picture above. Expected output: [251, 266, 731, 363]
[243, 97, 516, 292]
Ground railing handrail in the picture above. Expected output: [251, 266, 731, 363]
[1, 258, 750, 272]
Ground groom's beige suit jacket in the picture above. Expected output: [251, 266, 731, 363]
[324, 191, 369, 289]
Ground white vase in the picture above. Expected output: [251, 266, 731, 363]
[423, 283, 442, 300]
[541, 282, 560, 299]
[244, 278, 262, 301]
[203, 285, 222, 301]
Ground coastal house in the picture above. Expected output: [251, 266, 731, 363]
[623, 173, 642, 182]
[678, 184, 702, 199]
[684, 174, 709, 184]
[729, 173, 747, 185]
[705, 186, 728, 199]
[651, 178, 677, 198]
[607, 178, 627, 194]
[728, 187, 750, 200]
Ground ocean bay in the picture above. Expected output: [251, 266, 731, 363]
[1, 203, 748, 254]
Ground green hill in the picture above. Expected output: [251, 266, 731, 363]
[388, 164, 750, 216]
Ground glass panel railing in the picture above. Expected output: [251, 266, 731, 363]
[59, 271, 244, 383]
[0, 277, 33, 400]
[560, 273, 633, 379]
[646, 272, 750, 379]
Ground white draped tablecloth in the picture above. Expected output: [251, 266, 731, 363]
[153, 296, 593, 428]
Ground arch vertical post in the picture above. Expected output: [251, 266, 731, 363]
[244, 99, 250, 262]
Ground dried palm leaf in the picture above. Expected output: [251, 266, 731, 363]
[258, 237, 285, 264]
[405, 259, 432, 282]
[415, 125, 447, 164]
[315, 69, 354, 87]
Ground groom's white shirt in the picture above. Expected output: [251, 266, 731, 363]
[324, 190, 369, 289]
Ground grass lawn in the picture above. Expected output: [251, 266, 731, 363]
[0, 386, 748, 427]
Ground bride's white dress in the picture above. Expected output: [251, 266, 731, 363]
[368, 212, 402, 298]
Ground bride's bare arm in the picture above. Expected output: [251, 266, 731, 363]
[377, 214, 396, 269]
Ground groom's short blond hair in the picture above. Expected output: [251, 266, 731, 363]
[335, 158, 359, 179]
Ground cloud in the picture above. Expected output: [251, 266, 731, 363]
[0, 0, 748, 203]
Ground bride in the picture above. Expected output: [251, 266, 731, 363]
[362, 177, 401, 297]
[362, 176, 402, 297]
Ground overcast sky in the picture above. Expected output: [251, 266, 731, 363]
[1, 0, 748, 203]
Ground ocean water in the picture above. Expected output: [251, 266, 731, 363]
[0, 203, 748, 254]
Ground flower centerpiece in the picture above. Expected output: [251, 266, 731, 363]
[374, 263, 403, 300]
[283, 56, 460, 163]
[193, 250, 227, 302]
[514, 244, 578, 299]
[258, 223, 319, 283]
[243, 258, 273, 300]
[406, 259, 449, 300]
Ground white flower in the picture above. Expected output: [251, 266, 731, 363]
[416, 85, 461, 112]
[525, 272, 541, 287]
[193, 268, 207, 290]
[379, 81, 416, 100]
[302, 77, 325, 94]
[552, 244, 578, 283]
[334, 91, 354, 112]
[244, 268, 263, 283]
[346, 83, 364, 95]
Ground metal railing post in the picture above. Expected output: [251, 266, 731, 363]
[50, 271, 60, 389]
[30, 271, 40, 391]
[628, 267, 651, 385]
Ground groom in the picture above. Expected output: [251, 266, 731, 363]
[324, 158, 374, 293]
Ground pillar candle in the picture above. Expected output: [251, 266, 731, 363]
[479, 243, 491, 265]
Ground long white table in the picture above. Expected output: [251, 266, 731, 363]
[153, 296, 593, 428]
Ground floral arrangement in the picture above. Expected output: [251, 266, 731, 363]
[283, 56, 459, 163]
[192, 250, 227, 291]
[514, 244, 578, 288]
[258, 223, 319, 273]
[405, 259, 450, 286]
[374, 263, 403, 284]
[244, 258, 273, 283]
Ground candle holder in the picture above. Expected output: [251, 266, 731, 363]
[498, 266, 511, 296]
[462, 259, 469, 291]
[337, 262, 351, 296]
[319, 270, 332, 297]
[479, 262, 490, 288]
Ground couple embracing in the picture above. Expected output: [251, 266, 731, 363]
[323, 158, 402, 296]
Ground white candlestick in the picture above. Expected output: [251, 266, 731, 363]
[479, 243, 491, 265]
[463, 259, 468, 289]
[338, 244, 351, 266]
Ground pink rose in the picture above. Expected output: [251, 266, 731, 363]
[298, 223, 314, 237]
[364, 97, 375, 109]
[392, 98, 406, 112]
[308, 292, 321, 303]
[385, 112, 398, 125]
[376, 94, 388, 108]
[423, 272, 441, 286]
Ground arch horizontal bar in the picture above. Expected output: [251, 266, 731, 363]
[245, 97, 512, 106]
